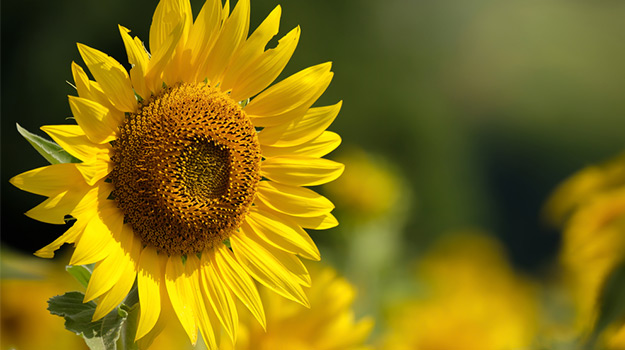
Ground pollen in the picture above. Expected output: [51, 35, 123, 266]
[109, 83, 262, 255]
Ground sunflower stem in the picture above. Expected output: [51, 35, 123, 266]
[118, 283, 140, 350]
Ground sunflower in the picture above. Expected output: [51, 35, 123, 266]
[380, 232, 538, 350]
[220, 264, 374, 350]
[10, 0, 343, 348]
[544, 152, 625, 348]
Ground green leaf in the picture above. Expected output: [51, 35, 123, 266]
[118, 304, 139, 350]
[66, 265, 93, 288]
[48, 291, 132, 350]
[16, 123, 80, 164]
[587, 261, 625, 348]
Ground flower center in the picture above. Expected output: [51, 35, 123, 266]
[109, 83, 261, 255]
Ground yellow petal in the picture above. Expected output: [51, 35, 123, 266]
[75, 157, 112, 186]
[261, 131, 341, 158]
[199, 252, 238, 343]
[68, 96, 118, 144]
[258, 101, 342, 146]
[29, 182, 101, 226]
[149, 0, 192, 58]
[136, 291, 175, 350]
[202, 0, 250, 83]
[84, 223, 136, 303]
[10, 163, 84, 197]
[246, 208, 320, 260]
[231, 231, 310, 307]
[34, 218, 88, 258]
[212, 245, 266, 329]
[255, 201, 339, 230]
[220, 5, 281, 94]
[69, 204, 122, 266]
[92, 225, 141, 320]
[255, 180, 334, 217]
[165, 256, 198, 345]
[76, 43, 137, 113]
[41, 125, 111, 162]
[71, 62, 121, 115]
[261, 156, 344, 187]
[230, 26, 300, 102]
[118, 25, 150, 100]
[184, 0, 222, 82]
[244, 62, 332, 118]
[26, 190, 85, 225]
[145, 20, 185, 93]
[136, 246, 163, 341]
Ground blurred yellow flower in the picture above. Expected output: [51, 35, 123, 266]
[1, 251, 86, 350]
[221, 264, 374, 350]
[380, 232, 538, 350]
[544, 152, 625, 347]
[325, 148, 402, 220]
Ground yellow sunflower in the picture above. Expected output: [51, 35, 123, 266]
[220, 264, 374, 350]
[380, 232, 538, 350]
[10, 0, 343, 348]
[544, 152, 625, 347]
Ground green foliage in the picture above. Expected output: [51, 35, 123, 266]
[48, 291, 138, 350]
[66, 265, 93, 288]
[16, 123, 80, 164]
[588, 261, 625, 349]
[47, 265, 139, 350]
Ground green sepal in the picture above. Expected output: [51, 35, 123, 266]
[16, 123, 80, 164]
[587, 261, 625, 348]
[48, 291, 132, 350]
[66, 265, 93, 288]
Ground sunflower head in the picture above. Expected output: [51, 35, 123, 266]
[10, 0, 343, 348]
[110, 82, 262, 255]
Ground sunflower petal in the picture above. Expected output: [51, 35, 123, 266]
[261, 131, 341, 158]
[34, 218, 88, 258]
[220, 5, 281, 93]
[92, 225, 140, 320]
[119, 25, 150, 100]
[10, 163, 85, 197]
[185, 0, 221, 81]
[145, 21, 185, 93]
[165, 256, 199, 345]
[149, 0, 192, 58]
[200, 252, 238, 343]
[230, 26, 300, 102]
[231, 231, 309, 307]
[136, 246, 163, 340]
[254, 201, 339, 229]
[258, 101, 342, 147]
[244, 62, 332, 118]
[71, 62, 122, 116]
[68, 96, 118, 144]
[69, 204, 122, 266]
[255, 181, 334, 217]
[212, 245, 266, 329]
[76, 43, 137, 113]
[75, 154, 112, 186]
[203, 0, 250, 83]
[26, 190, 86, 225]
[246, 208, 320, 261]
[41, 125, 111, 162]
[84, 223, 136, 303]
[261, 156, 344, 187]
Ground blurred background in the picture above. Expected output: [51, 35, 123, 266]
[2, 0, 625, 349]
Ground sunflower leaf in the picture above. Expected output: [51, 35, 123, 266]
[66, 265, 92, 288]
[48, 291, 131, 350]
[16, 123, 80, 164]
